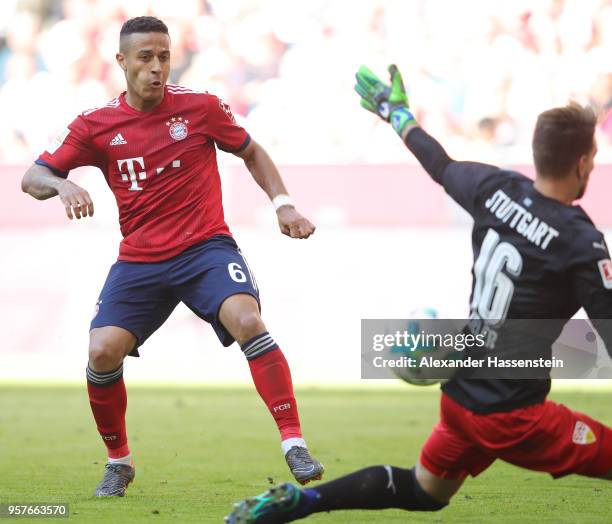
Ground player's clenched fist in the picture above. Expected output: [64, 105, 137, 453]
[277, 206, 316, 239]
[57, 179, 94, 220]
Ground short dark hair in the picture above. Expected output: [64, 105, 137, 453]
[119, 16, 169, 50]
[532, 102, 597, 177]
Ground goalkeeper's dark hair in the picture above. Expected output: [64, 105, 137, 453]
[532, 102, 597, 178]
[119, 16, 169, 51]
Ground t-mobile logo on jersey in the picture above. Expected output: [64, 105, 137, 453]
[273, 402, 291, 413]
[118, 157, 146, 191]
[117, 157, 182, 191]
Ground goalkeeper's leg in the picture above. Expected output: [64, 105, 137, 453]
[290, 461, 459, 515]
[225, 461, 462, 523]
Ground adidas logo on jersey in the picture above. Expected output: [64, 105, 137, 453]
[110, 133, 127, 146]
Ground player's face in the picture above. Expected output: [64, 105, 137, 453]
[116, 32, 171, 108]
[576, 138, 597, 199]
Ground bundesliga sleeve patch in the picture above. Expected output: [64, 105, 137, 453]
[46, 127, 70, 154]
[597, 259, 612, 290]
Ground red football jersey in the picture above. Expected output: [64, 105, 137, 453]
[37, 84, 250, 262]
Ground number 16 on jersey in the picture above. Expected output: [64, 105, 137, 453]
[471, 228, 523, 326]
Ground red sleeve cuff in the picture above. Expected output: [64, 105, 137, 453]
[35, 158, 68, 178]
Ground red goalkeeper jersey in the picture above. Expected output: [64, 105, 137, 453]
[37, 84, 250, 262]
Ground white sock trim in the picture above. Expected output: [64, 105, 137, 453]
[108, 454, 132, 466]
[282, 437, 306, 455]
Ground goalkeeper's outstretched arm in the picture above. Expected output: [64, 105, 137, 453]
[402, 127, 453, 185]
[354, 64, 500, 216]
[354, 64, 452, 184]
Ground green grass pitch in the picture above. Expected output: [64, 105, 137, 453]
[0, 385, 610, 523]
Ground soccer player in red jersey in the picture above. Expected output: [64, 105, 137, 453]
[21, 16, 324, 496]
[225, 66, 612, 523]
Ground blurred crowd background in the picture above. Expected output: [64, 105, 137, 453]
[1, 0, 611, 165]
[3, 0, 612, 383]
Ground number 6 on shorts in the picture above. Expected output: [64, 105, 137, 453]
[228, 262, 247, 283]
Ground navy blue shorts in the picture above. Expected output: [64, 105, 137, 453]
[90, 235, 260, 356]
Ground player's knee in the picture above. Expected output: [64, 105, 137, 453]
[88, 336, 127, 371]
[401, 467, 449, 511]
[233, 311, 266, 342]
[363, 466, 448, 512]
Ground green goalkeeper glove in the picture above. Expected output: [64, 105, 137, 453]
[354, 64, 416, 136]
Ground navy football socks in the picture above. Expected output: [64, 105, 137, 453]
[287, 466, 447, 520]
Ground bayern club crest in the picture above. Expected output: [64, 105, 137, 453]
[166, 116, 189, 141]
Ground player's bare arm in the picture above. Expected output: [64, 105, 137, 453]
[235, 139, 315, 239]
[21, 163, 94, 219]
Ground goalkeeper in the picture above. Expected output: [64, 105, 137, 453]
[226, 66, 612, 523]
